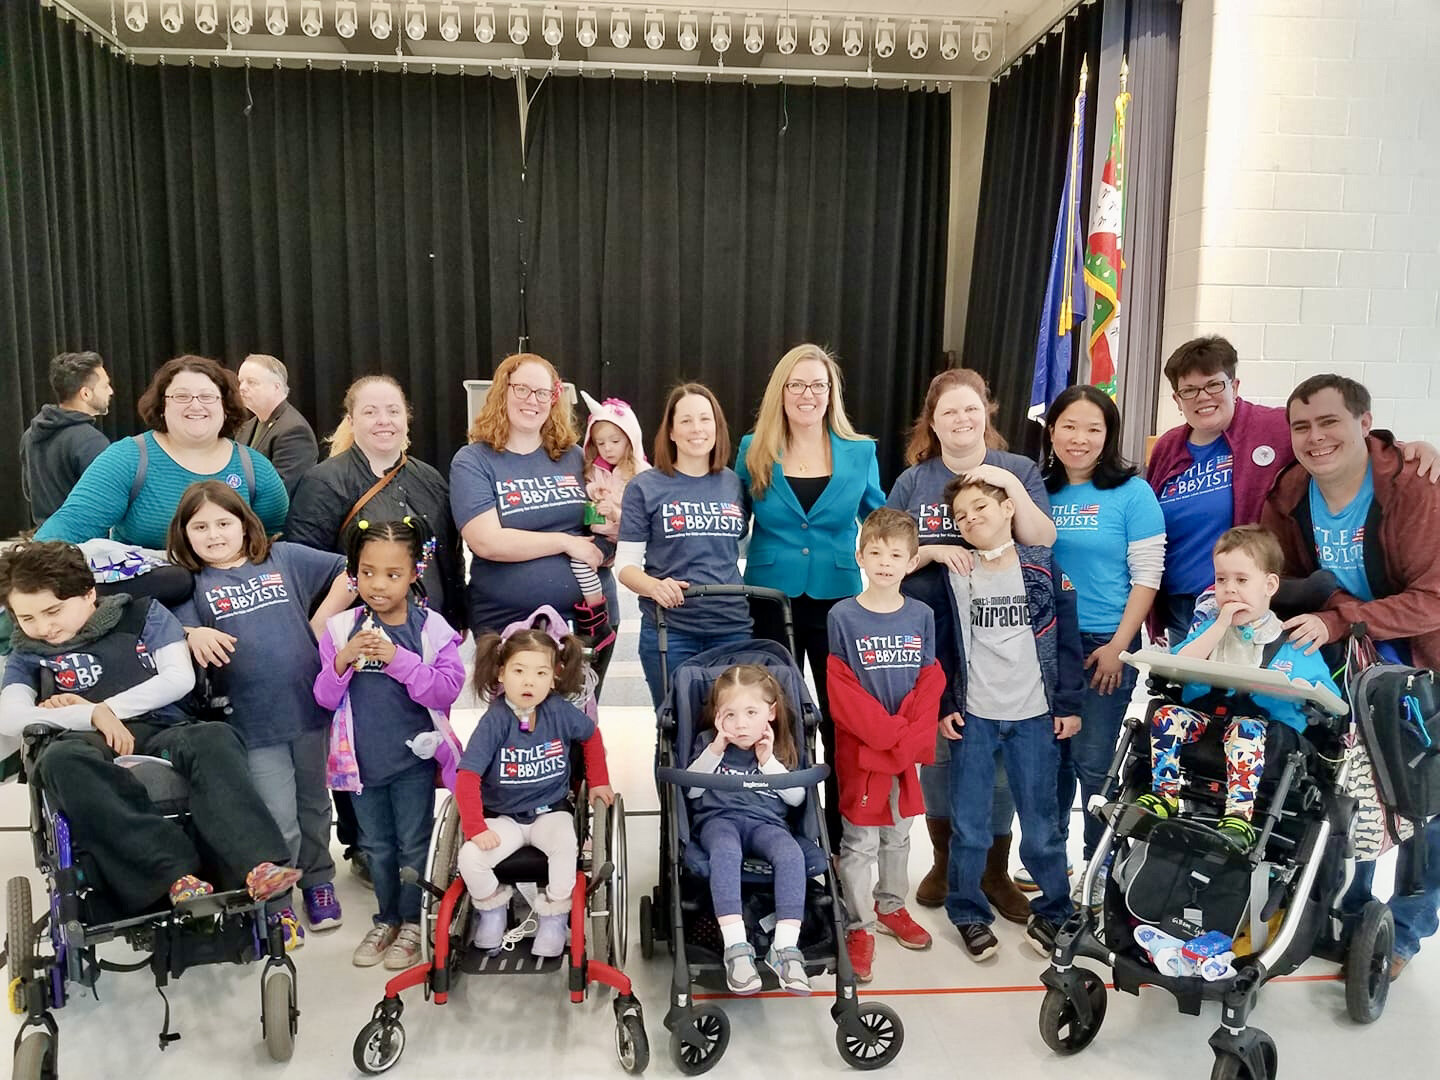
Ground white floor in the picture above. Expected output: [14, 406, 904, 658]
[4, 592, 1439, 1079]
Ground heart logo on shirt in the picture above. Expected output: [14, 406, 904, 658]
[216, 597, 232, 612]
[862, 651, 876, 665]
[55, 670, 77, 689]
[926, 517, 942, 531]
[670, 516, 686, 531]
[506, 492, 523, 506]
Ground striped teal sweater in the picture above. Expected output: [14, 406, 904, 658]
[35, 431, 289, 550]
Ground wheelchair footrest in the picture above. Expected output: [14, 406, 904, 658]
[457, 942, 566, 975]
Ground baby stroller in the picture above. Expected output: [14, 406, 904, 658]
[638, 584, 904, 1075]
[351, 608, 645, 1076]
[5, 725, 298, 1079]
[1038, 648, 1391, 1080]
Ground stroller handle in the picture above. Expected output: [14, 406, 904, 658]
[654, 584, 797, 685]
[655, 763, 830, 792]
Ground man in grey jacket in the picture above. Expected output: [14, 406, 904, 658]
[20, 352, 113, 527]
[236, 354, 319, 496]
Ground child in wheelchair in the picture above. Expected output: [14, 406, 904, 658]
[1134, 526, 1341, 851]
[0, 540, 301, 913]
[456, 625, 613, 958]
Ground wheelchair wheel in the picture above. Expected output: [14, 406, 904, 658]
[1345, 899, 1394, 1024]
[262, 968, 297, 1062]
[423, 796, 467, 964]
[669, 1004, 729, 1075]
[1038, 969, 1107, 1054]
[7, 876, 35, 986]
[615, 1012, 650, 1074]
[353, 1017, 407, 1074]
[835, 1002, 904, 1070]
[589, 794, 629, 969]
[13, 1031, 55, 1080]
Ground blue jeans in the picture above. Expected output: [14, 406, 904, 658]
[351, 762, 435, 927]
[1346, 816, 1440, 960]
[1058, 632, 1138, 859]
[946, 713, 1072, 926]
[638, 621, 753, 709]
[921, 728, 1015, 835]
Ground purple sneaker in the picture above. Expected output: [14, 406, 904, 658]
[303, 882, 343, 931]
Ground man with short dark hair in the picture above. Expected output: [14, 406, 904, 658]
[20, 352, 114, 527]
[236, 354, 319, 496]
[1261, 372, 1440, 980]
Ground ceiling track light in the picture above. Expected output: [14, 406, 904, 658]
[436, 2, 461, 40]
[643, 10, 664, 50]
[333, 0, 357, 37]
[370, 0, 393, 39]
[939, 22, 960, 61]
[610, 10, 631, 47]
[841, 17, 862, 57]
[475, 4, 496, 42]
[542, 5, 564, 47]
[710, 13, 731, 53]
[576, 8, 598, 47]
[122, 0, 148, 33]
[775, 14, 796, 55]
[906, 20, 928, 60]
[808, 16, 829, 56]
[404, 1, 426, 39]
[873, 18, 895, 58]
[265, 0, 288, 35]
[743, 13, 762, 53]
[972, 20, 993, 61]
[299, 0, 324, 37]
[508, 8, 530, 45]
[158, 0, 183, 33]
[677, 11, 699, 52]
[195, 0, 219, 33]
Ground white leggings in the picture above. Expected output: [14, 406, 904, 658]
[457, 811, 577, 916]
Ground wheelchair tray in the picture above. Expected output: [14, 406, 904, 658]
[1121, 649, 1348, 717]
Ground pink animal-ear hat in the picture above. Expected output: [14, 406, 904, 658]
[580, 390, 649, 468]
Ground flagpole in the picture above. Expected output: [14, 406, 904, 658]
[1060, 59, 1088, 328]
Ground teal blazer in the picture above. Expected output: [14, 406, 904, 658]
[734, 432, 886, 600]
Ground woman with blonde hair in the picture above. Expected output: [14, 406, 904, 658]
[735, 343, 885, 847]
[449, 354, 617, 671]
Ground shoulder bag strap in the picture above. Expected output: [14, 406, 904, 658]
[339, 453, 408, 536]
[128, 434, 148, 507]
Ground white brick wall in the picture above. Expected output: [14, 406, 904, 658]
[1159, 0, 1440, 441]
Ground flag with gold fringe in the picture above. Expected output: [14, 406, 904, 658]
[1085, 62, 1130, 400]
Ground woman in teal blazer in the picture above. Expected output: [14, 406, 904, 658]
[735, 343, 885, 847]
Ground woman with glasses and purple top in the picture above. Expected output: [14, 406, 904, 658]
[450, 354, 619, 679]
[735, 344, 886, 850]
[1148, 336, 1440, 645]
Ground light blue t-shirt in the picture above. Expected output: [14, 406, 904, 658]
[1309, 467, 1375, 602]
[1051, 476, 1166, 634]
[1157, 437, 1234, 595]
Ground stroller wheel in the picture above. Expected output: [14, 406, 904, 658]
[1345, 899, 1395, 1024]
[13, 1031, 56, 1080]
[669, 1004, 729, 1075]
[353, 1017, 407, 1074]
[835, 1002, 904, 1070]
[1210, 1036, 1278, 1080]
[638, 894, 655, 961]
[1038, 969, 1107, 1055]
[616, 1013, 650, 1074]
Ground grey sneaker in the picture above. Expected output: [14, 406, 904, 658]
[722, 943, 762, 994]
[764, 946, 812, 995]
[352, 924, 398, 967]
[1072, 861, 1109, 909]
[382, 922, 424, 970]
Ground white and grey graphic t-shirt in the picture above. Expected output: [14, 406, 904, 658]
[962, 560, 1048, 721]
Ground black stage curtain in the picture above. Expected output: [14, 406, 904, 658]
[963, 4, 1104, 453]
[2, 3, 950, 536]
[522, 77, 950, 485]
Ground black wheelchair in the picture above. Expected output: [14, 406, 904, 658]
[4, 724, 299, 1079]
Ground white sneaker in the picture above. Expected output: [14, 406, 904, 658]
[382, 922, 423, 970]
[1071, 862, 1108, 908]
[352, 924, 398, 967]
[1014, 862, 1074, 893]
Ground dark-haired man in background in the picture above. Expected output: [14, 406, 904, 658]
[20, 351, 113, 527]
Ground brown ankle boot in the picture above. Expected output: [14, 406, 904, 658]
[980, 834, 1031, 924]
[915, 818, 950, 908]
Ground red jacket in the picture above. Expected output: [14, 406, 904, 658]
[825, 657, 944, 827]
[1260, 432, 1440, 670]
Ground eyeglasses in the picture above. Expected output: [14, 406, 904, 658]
[1175, 378, 1230, 402]
[783, 380, 830, 397]
[166, 392, 222, 405]
[509, 383, 556, 404]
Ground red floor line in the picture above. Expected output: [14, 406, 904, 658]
[692, 972, 1342, 1001]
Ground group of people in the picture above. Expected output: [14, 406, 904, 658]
[4, 335, 1439, 993]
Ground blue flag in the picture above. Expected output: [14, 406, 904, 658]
[1029, 71, 1089, 423]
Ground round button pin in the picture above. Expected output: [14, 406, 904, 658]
[1252, 445, 1276, 467]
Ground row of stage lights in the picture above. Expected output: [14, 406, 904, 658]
[119, 2, 997, 61]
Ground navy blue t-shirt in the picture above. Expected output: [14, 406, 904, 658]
[174, 542, 345, 748]
[687, 732, 790, 830]
[346, 603, 433, 786]
[459, 695, 596, 820]
[826, 596, 935, 714]
[619, 468, 751, 635]
[886, 452, 1050, 546]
